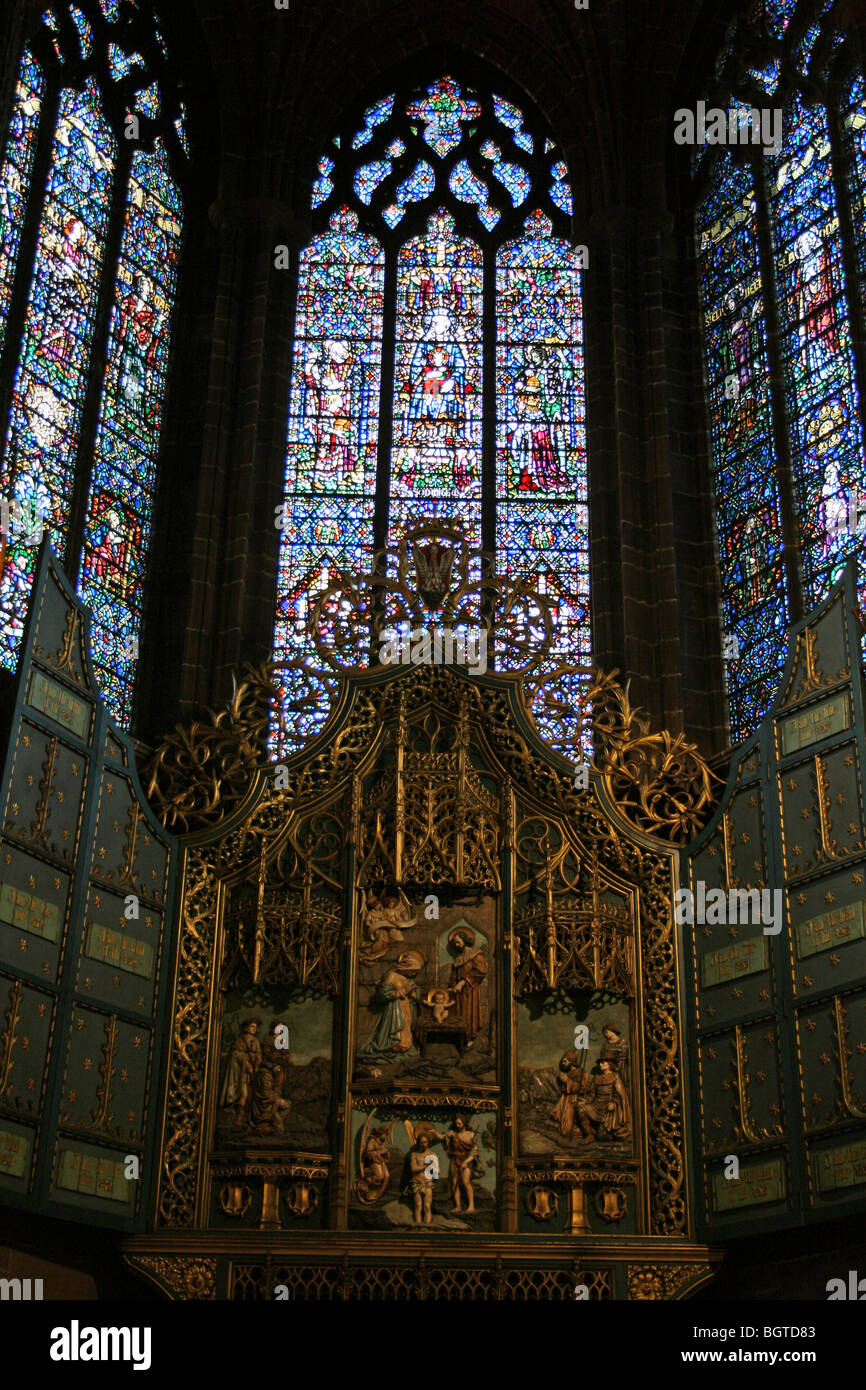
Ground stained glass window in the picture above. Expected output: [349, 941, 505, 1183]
[0, 4, 188, 727]
[275, 77, 585, 756]
[273, 208, 384, 742]
[390, 210, 483, 546]
[770, 96, 864, 615]
[0, 80, 116, 669]
[843, 73, 866, 361]
[0, 52, 44, 357]
[496, 211, 589, 752]
[697, 158, 788, 742]
[696, 0, 866, 745]
[78, 141, 183, 726]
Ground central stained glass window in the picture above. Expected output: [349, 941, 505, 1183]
[274, 77, 589, 755]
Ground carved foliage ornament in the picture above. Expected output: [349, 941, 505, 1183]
[145, 525, 718, 846]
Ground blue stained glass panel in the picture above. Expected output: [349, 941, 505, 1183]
[491, 159, 530, 207]
[769, 96, 865, 622]
[78, 142, 183, 727]
[496, 211, 589, 745]
[0, 51, 45, 357]
[844, 75, 866, 350]
[406, 78, 480, 159]
[550, 161, 573, 216]
[312, 156, 334, 209]
[395, 161, 434, 207]
[108, 44, 145, 81]
[493, 94, 533, 153]
[274, 210, 384, 750]
[389, 210, 483, 543]
[0, 81, 116, 674]
[352, 95, 394, 150]
[698, 157, 788, 743]
[69, 6, 93, 58]
[272, 496, 375, 752]
[355, 159, 391, 205]
[285, 208, 384, 498]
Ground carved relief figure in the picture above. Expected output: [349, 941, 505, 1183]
[429, 988, 453, 1024]
[353, 901, 496, 1085]
[442, 1114, 480, 1214]
[349, 1107, 498, 1232]
[353, 1122, 394, 1204]
[550, 1049, 592, 1138]
[215, 995, 331, 1151]
[218, 1018, 261, 1126]
[448, 926, 487, 1046]
[576, 1058, 631, 1142]
[357, 950, 424, 1064]
[249, 1061, 291, 1135]
[600, 1023, 629, 1085]
[359, 887, 419, 964]
[260, 1018, 290, 1074]
[517, 1005, 633, 1156]
[406, 1132, 439, 1226]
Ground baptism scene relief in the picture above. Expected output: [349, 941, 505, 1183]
[354, 893, 496, 1087]
[517, 996, 633, 1157]
[350, 1107, 498, 1231]
[214, 988, 333, 1153]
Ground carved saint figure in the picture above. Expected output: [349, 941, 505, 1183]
[576, 1058, 631, 1142]
[357, 949, 424, 1063]
[550, 1049, 592, 1138]
[406, 1133, 438, 1226]
[249, 1062, 291, 1135]
[448, 926, 487, 1046]
[218, 1018, 261, 1127]
[599, 1023, 629, 1082]
[442, 1114, 479, 1214]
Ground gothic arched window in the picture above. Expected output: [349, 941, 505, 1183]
[695, 0, 865, 743]
[274, 76, 589, 755]
[0, 2, 188, 726]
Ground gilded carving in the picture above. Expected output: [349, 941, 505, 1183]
[130, 1254, 217, 1300]
[148, 523, 697, 1261]
[595, 1187, 627, 1223]
[628, 1262, 714, 1300]
[143, 662, 293, 833]
[525, 1185, 559, 1220]
[157, 847, 218, 1227]
[219, 1183, 252, 1217]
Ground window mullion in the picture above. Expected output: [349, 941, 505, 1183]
[481, 238, 497, 662]
[64, 138, 132, 580]
[373, 242, 398, 554]
[481, 239, 496, 558]
[753, 154, 805, 623]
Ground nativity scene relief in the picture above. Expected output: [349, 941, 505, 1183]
[355, 899, 495, 1086]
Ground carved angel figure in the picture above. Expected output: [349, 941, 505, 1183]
[358, 887, 419, 963]
[353, 1119, 394, 1204]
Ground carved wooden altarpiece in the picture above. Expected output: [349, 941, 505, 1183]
[125, 520, 719, 1299]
